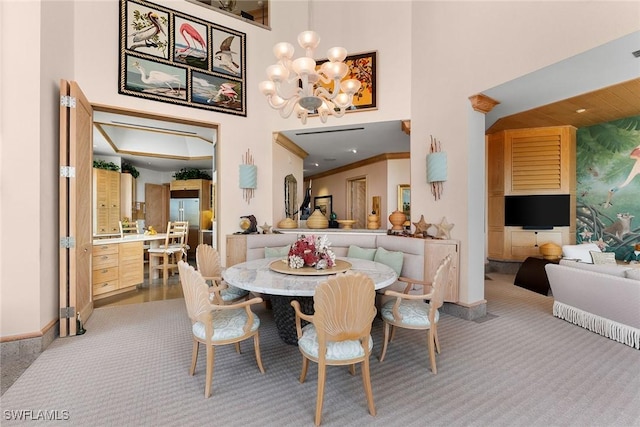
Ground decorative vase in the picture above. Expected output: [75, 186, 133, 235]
[277, 218, 297, 229]
[367, 214, 379, 229]
[389, 210, 406, 231]
[306, 208, 329, 229]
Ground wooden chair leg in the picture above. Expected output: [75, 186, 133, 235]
[349, 364, 356, 376]
[427, 329, 437, 374]
[379, 321, 390, 362]
[253, 334, 265, 374]
[190, 340, 199, 375]
[235, 342, 241, 353]
[433, 324, 441, 354]
[162, 253, 169, 286]
[205, 345, 215, 398]
[361, 355, 376, 416]
[300, 356, 309, 383]
[315, 362, 327, 426]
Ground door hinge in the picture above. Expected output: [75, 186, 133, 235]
[60, 237, 76, 248]
[60, 95, 76, 108]
[60, 307, 75, 318]
[60, 166, 76, 178]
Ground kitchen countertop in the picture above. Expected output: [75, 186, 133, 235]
[92, 234, 167, 245]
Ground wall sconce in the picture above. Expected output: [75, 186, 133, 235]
[239, 149, 256, 204]
[427, 135, 447, 200]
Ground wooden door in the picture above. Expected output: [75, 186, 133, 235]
[59, 80, 93, 337]
[145, 183, 168, 232]
[348, 177, 367, 229]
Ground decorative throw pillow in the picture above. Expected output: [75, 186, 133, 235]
[590, 251, 616, 265]
[562, 243, 601, 263]
[264, 245, 290, 258]
[374, 247, 404, 277]
[347, 245, 376, 261]
[625, 268, 640, 281]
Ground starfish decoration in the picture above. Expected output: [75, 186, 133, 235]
[259, 222, 272, 234]
[435, 217, 454, 239]
[412, 215, 432, 236]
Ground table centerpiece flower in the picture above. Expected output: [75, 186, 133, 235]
[288, 234, 336, 270]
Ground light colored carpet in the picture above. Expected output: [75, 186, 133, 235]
[1, 275, 639, 426]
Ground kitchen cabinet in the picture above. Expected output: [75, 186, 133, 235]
[487, 126, 576, 261]
[92, 241, 144, 299]
[120, 172, 136, 220]
[93, 168, 121, 235]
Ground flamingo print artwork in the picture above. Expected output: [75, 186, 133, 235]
[603, 144, 640, 208]
[176, 23, 206, 59]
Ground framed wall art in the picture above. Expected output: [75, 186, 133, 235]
[316, 51, 377, 112]
[119, 0, 246, 116]
[314, 195, 333, 217]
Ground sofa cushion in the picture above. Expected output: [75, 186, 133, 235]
[559, 258, 631, 277]
[347, 245, 376, 260]
[626, 268, 640, 281]
[590, 251, 616, 265]
[562, 243, 601, 263]
[264, 245, 290, 258]
[374, 247, 404, 277]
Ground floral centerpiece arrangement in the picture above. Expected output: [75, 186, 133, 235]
[288, 235, 336, 270]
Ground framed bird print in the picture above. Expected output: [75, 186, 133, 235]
[119, 0, 247, 116]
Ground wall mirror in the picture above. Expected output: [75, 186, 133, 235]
[284, 174, 297, 219]
[398, 184, 410, 222]
[189, 0, 270, 29]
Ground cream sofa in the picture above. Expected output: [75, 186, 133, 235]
[545, 260, 640, 349]
[243, 233, 429, 292]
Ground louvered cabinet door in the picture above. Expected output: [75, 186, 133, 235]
[504, 126, 576, 195]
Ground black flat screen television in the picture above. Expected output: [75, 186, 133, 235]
[504, 194, 570, 229]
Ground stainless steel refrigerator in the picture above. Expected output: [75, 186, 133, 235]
[169, 196, 199, 258]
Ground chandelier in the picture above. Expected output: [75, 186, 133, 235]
[259, 31, 361, 124]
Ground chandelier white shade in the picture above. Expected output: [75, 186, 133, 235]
[259, 30, 361, 124]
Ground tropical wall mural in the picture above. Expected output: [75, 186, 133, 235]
[576, 115, 640, 261]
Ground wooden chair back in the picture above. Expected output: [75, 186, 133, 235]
[314, 272, 376, 349]
[178, 259, 212, 325]
[196, 243, 222, 279]
[119, 220, 139, 238]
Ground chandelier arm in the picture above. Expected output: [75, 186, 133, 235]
[314, 85, 341, 102]
[277, 97, 301, 119]
[274, 80, 303, 101]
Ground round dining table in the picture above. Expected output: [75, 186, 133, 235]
[223, 257, 398, 344]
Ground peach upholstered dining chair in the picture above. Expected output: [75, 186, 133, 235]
[177, 260, 265, 398]
[379, 254, 452, 374]
[195, 243, 250, 305]
[291, 272, 377, 426]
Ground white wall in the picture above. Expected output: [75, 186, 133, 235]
[410, 1, 640, 305]
[272, 139, 304, 226]
[2, 0, 638, 338]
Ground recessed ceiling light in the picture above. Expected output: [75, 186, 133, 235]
[576, 108, 587, 113]
[314, 163, 319, 167]
[351, 149, 357, 154]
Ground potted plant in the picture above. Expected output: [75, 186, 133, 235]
[93, 160, 120, 171]
[121, 161, 140, 178]
[173, 168, 211, 180]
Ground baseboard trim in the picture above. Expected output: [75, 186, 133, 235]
[0, 320, 59, 359]
[442, 301, 487, 321]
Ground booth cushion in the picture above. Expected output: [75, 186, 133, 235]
[374, 247, 404, 277]
[264, 245, 290, 258]
[347, 245, 376, 260]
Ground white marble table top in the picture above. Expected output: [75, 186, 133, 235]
[223, 257, 398, 297]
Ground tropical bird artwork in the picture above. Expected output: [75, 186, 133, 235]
[128, 11, 166, 52]
[211, 83, 238, 104]
[132, 61, 182, 96]
[176, 23, 206, 59]
[214, 36, 240, 75]
[603, 144, 640, 208]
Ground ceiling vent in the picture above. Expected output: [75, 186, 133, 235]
[632, 49, 640, 58]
